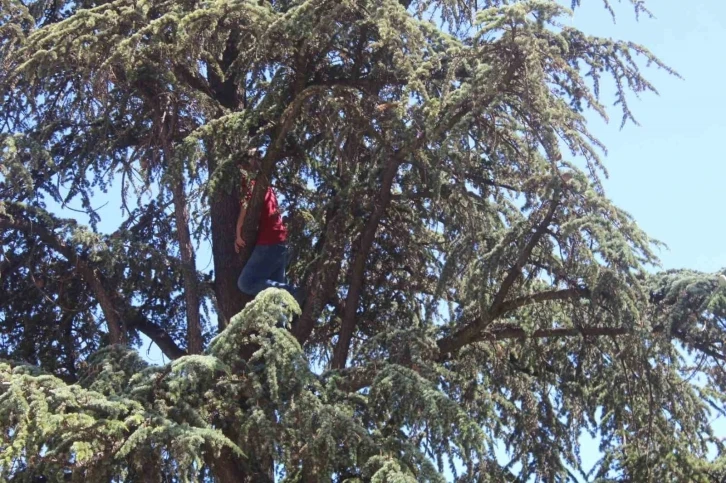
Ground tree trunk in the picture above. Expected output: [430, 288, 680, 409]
[207, 155, 251, 329]
[170, 177, 203, 354]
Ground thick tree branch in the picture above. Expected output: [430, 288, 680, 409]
[207, 28, 242, 110]
[491, 197, 560, 311]
[331, 156, 400, 369]
[127, 313, 187, 360]
[330, 53, 524, 369]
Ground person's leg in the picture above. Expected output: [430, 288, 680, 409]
[269, 244, 287, 285]
[263, 246, 296, 328]
[237, 245, 278, 296]
[264, 244, 298, 297]
[238, 244, 297, 297]
[275, 245, 306, 306]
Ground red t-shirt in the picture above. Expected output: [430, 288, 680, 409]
[241, 179, 288, 245]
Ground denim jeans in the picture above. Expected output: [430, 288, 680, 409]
[237, 243, 296, 298]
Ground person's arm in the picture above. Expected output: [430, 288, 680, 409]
[235, 202, 247, 253]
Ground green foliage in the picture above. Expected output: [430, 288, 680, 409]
[1, 0, 724, 481]
[1, 290, 486, 481]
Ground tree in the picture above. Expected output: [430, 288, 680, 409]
[1, 0, 725, 480]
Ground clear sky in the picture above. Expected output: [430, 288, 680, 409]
[571, 0, 726, 274]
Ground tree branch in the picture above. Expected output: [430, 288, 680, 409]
[293, 199, 349, 344]
[471, 324, 629, 342]
[329, 52, 525, 368]
[491, 197, 560, 311]
[496, 287, 589, 314]
[169, 174, 203, 354]
[127, 312, 187, 360]
[331, 155, 400, 369]
[0, 209, 188, 360]
[173, 63, 215, 100]
[437, 196, 561, 357]
[672, 329, 726, 363]
[0, 214, 127, 345]
[161, 109, 203, 355]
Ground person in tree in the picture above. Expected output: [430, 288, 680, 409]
[234, 165, 299, 302]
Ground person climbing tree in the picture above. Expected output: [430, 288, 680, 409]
[235, 162, 298, 302]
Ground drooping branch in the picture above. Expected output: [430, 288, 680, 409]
[0, 211, 187, 359]
[672, 328, 726, 363]
[170, 177, 203, 354]
[0, 215, 127, 345]
[161, 108, 203, 355]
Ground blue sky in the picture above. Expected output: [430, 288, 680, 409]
[552, 1, 726, 479]
[571, 0, 726, 274]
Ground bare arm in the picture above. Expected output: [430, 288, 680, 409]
[235, 202, 247, 253]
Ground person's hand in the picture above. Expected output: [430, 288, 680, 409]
[235, 236, 245, 253]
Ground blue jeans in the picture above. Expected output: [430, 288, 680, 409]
[237, 243, 296, 298]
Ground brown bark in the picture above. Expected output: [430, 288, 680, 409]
[84, 270, 127, 345]
[490, 197, 560, 310]
[209, 447, 271, 483]
[331, 157, 400, 369]
[436, 287, 585, 357]
[208, 154, 251, 328]
[170, 177, 203, 354]
[210, 84, 322, 328]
